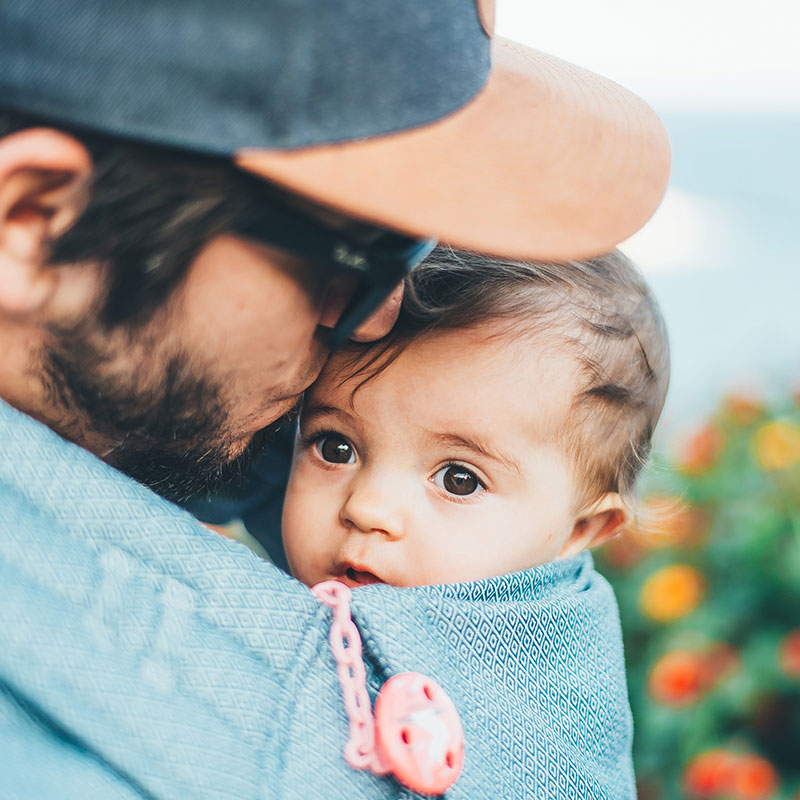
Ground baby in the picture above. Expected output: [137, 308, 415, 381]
[282, 246, 669, 589]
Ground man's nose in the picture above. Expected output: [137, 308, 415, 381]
[339, 472, 407, 539]
[318, 278, 404, 343]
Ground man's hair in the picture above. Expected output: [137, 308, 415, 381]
[348, 246, 670, 510]
[0, 107, 286, 327]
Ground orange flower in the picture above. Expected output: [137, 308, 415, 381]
[753, 419, 800, 471]
[640, 564, 706, 622]
[779, 629, 800, 678]
[649, 650, 709, 706]
[684, 749, 738, 797]
[722, 392, 764, 426]
[678, 424, 724, 474]
[649, 642, 738, 707]
[730, 755, 779, 800]
[684, 751, 778, 800]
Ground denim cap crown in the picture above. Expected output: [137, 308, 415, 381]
[0, 0, 491, 155]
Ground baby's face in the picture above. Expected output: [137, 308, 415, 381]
[282, 325, 583, 588]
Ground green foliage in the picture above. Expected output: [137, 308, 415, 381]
[596, 393, 800, 800]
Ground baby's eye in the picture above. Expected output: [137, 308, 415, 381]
[315, 434, 356, 464]
[433, 464, 485, 497]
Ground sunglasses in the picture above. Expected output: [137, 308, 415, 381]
[232, 205, 436, 348]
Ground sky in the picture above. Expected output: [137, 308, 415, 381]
[497, 0, 800, 430]
[495, 0, 800, 115]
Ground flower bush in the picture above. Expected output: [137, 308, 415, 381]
[596, 391, 800, 799]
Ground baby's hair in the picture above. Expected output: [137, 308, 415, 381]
[340, 246, 670, 511]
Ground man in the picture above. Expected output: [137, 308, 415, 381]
[0, 0, 669, 797]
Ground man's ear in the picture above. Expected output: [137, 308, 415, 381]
[0, 128, 92, 316]
[559, 493, 630, 559]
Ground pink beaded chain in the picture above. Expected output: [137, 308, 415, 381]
[312, 579, 465, 795]
[312, 580, 391, 774]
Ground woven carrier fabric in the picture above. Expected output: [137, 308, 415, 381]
[0, 400, 635, 799]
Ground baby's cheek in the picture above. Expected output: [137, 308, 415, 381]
[282, 522, 321, 586]
[282, 477, 334, 585]
[281, 476, 311, 554]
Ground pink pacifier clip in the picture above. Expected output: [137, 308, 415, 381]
[312, 580, 464, 795]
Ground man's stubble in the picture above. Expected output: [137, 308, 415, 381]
[39, 318, 291, 503]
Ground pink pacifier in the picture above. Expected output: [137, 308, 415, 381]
[312, 580, 464, 795]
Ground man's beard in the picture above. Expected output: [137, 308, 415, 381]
[40, 321, 293, 503]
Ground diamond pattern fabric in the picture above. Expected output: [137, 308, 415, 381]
[0, 400, 634, 798]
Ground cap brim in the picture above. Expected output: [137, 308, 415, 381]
[236, 37, 670, 261]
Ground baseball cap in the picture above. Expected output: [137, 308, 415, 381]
[0, 0, 669, 261]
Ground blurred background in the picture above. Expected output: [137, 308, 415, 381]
[496, 1, 800, 796]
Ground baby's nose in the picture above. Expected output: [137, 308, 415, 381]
[339, 474, 408, 540]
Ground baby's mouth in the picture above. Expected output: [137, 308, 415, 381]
[338, 565, 384, 588]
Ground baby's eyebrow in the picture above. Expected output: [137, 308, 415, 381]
[429, 432, 522, 476]
[301, 403, 344, 420]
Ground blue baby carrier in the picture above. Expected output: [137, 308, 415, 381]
[0, 400, 635, 798]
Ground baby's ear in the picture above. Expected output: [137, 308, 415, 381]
[559, 493, 629, 559]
